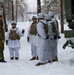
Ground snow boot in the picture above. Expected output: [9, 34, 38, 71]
[36, 56, 39, 60]
[10, 57, 14, 60]
[30, 57, 36, 60]
[47, 60, 51, 63]
[35, 62, 46, 66]
[1, 59, 7, 63]
[53, 56, 58, 62]
[15, 57, 19, 60]
[0, 59, 6, 63]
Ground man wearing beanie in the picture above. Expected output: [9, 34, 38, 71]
[35, 13, 49, 66]
[6, 21, 24, 60]
[27, 16, 38, 60]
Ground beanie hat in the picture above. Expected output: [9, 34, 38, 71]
[11, 21, 16, 25]
[46, 14, 52, 21]
[38, 13, 45, 19]
[48, 11, 55, 17]
[32, 16, 37, 20]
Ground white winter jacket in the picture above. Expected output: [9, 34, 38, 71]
[6, 27, 24, 48]
[36, 20, 48, 48]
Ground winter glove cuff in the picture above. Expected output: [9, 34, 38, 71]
[27, 37, 29, 42]
[58, 36, 61, 39]
[6, 40, 8, 45]
[46, 35, 49, 39]
[54, 35, 57, 40]
[22, 29, 25, 33]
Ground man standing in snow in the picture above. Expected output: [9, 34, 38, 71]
[0, 15, 6, 62]
[6, 21, 24, 60]
[46, 14, 58, 63]
[27, 16, 38, 60]
[35, 13, 49, 66]
[48, 11, 61, 61]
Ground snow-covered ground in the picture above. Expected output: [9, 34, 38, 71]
[0, 21, 74, 75]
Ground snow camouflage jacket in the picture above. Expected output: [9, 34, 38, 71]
[6, 27, 24, 48]
[37, 20, 48, 39]
[39, 21, 48, 35]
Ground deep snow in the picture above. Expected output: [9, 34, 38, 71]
[0, 21, 74, 75]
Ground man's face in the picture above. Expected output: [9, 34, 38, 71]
[33, 19, 37, 23]
[11, 24, 16, 29]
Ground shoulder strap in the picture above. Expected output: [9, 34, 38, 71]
[39, 21, 48, 34]
[39, 21, 46, 25]
[55, 19, 59, 29]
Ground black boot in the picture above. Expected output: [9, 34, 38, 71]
[1, 59, 7, 63]
[36, 56, 39, 60]
[10, 57, 14, 60]
[53, 56, 58, 62]
[15, 57, 19, 60]
[30, 57, 36, 60]
[47, 60, 51, 63]
[35, 62, 46, 66]
[0, 59, 7, 63]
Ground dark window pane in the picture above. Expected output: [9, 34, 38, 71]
[71, 0, 74, 18]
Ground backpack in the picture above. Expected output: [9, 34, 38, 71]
[51, 21, 58, 38]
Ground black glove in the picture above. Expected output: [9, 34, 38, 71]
[54, 35, 57, 40]
[22, 29, 25, 33]
[6, 40, 8, 45]
[46, 35, 49, 39]
[58, 36, 61, 39]
[27, 37, 29, 42]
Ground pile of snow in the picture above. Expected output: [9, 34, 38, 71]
[0, 21, 74, 75]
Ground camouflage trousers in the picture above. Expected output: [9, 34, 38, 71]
[0, 43, 4, 59]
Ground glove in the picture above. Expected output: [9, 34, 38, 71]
[54, 35, 57, 40]
[6, 40, 8, 45]
[27, 37, 29, 42]
[46, 35, 49, 39]
[22, 29, 25, 33]
[58, 36, 61, 39]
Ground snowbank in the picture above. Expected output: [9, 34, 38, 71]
[0, 21, 74, 75]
